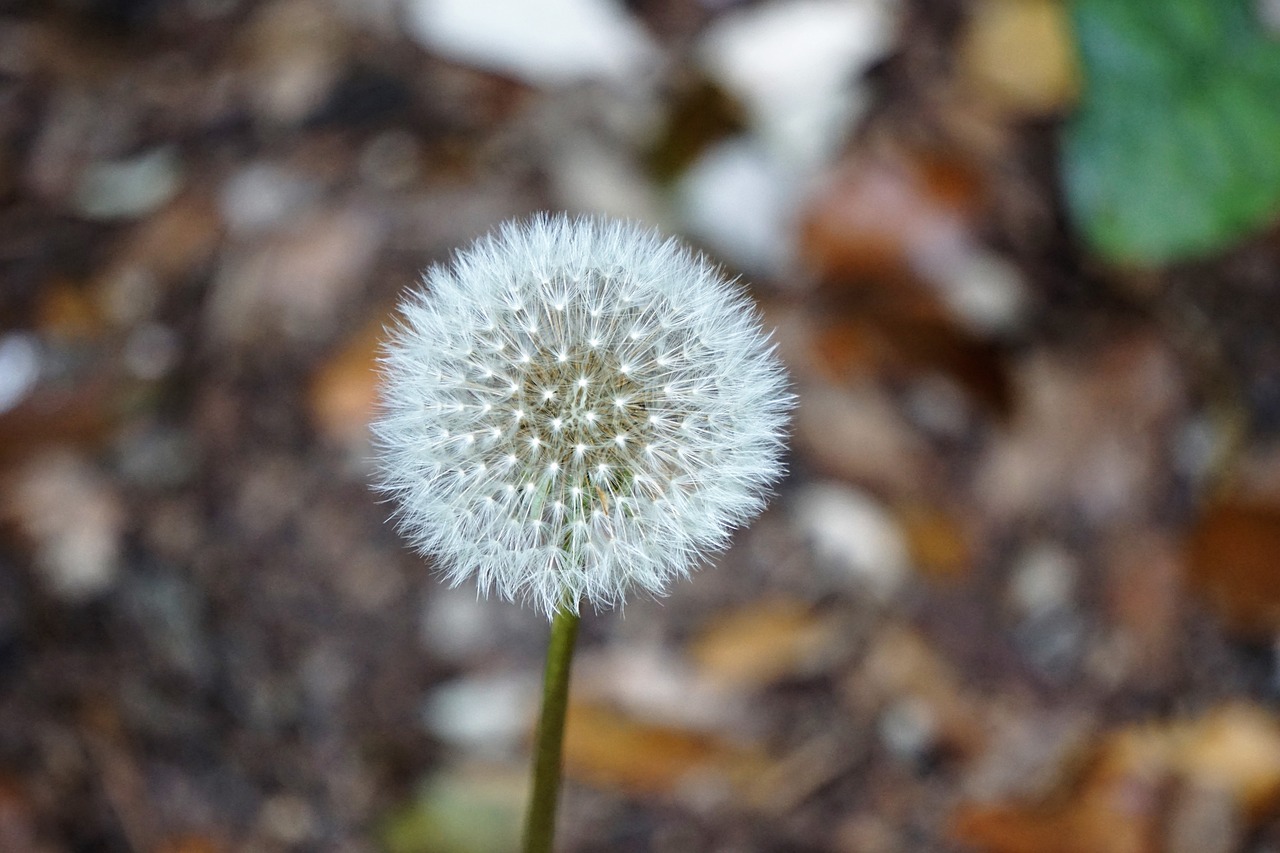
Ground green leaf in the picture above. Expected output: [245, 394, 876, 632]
[1062, 0, 1280, 265]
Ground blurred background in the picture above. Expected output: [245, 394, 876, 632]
[2, 0, 1280, 850]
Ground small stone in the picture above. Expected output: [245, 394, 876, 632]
[676, 138, 792, 275]
[73, 146, 183, 220]
[0, 333, 40, 415]
[1007, 541, 1076, 616]
[122, 323, 179, 381]
[421, 674, 536, 755]
[878, 696, 938, 764]
[241, 0, 349, 125]
[219, 162, 320, 234]
[4, 450, 123, 600]
[793, 482, 909, 601]
[404, 0, 657, 86]
[123, 570, 210, 681]
[113, 422, 196, 488]
[419, 586, 504, 663]
[358, 131, 422, 191]
[258, 794, 316, 845]
[698, 0, 897, 168]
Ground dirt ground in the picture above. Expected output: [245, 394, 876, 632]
[3, 1, 1280, 851]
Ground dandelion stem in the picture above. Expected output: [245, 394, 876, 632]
[522, 600, 581, 853]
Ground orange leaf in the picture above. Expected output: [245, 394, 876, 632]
[1188, 501, 1280, 640]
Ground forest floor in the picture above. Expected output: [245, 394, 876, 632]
[3, 1, 1280, 851]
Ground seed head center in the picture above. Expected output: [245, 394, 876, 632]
[514, 348, 652, 475]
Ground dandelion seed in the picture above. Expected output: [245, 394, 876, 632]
[374, 214, 791, 617]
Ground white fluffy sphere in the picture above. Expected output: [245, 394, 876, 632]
[374, 214, 791, 617]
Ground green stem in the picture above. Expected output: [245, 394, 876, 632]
[522, 600, 581, 853]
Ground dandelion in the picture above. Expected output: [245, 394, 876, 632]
[373, 214, 791, 852]
[374, 214, 791, 618]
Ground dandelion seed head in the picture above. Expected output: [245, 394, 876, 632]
[374, 214, 792, 618]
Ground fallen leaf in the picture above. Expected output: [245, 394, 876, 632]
[958, 0, 1080, 115]
[156, 836, 224, 853]
[795, 148, 1015, 414]
[899, 503, 973, 581]
[1171, 705, 1280, 818]
[109, 192, 224, 284]
[0, 379, 115, 467]
[205, 205, 385, 346]
[848, 626, 985, 759]
[688, 599, 842, 688]
[791, 383, 931, 498]
[952, 705, 1280, 853]
[563, 701, 765, 796]
[809, 312, 1014, 421]
[0, 776, 42, 853]
[309, 310, 389, 446]
[799, 150, 982, 292]
[1188, 501, 1280, 640]
[36, 278, 103, 340]
[1102, 531, 1183, 688]
[975, 334, 1184, 525]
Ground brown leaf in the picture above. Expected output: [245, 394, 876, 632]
[1171, 705, 1280, 819]
[958, 0, 1080, 116]
[688, 600, 842, 688]
[36, 279, 104, 340]
[899, 503, 973, 581]
[975, 335, 1184, 524]
[1188, 501, 1280, 640]
[1103, 531, 1184, 689]
[952, 705, 1280, 853]
[790, 383, 931, 497]
[799, 150, 983, 292]
[848, 626, 985, 758]
[308, 311, 389, 446]
[796, 148, 1017, 415]
[563, 701, 764, 796]
[0, 379, 115, 467]
[110, 192, 223, 283]
[156, 837, 224, 853]
[0, 775, 43, 853]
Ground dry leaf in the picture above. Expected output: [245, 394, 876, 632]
[1188, 501, 1280, 640]
[792, 148, 1017, 419]
[791, 383, 931, 498]
[1102, 531, 1183, 688]
[848, 626, 985, 758]
[0, 776, 43, 853]
[309, 311, 388, 446]
[36, 279, 103, 340]
[976, 335, 1184, 525]
[899, 503, 974, 581]
[799, 150, 982, 291]
[958, 0, 1080, 115]
[156, 837, 224, 853]
[688, 599, 842, 688]
[563, 701, 765, 796]
[952, 705, 1280, 853]
[109, 192, 223, 283]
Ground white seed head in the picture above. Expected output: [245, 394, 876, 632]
[374, 214, 792, 618]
